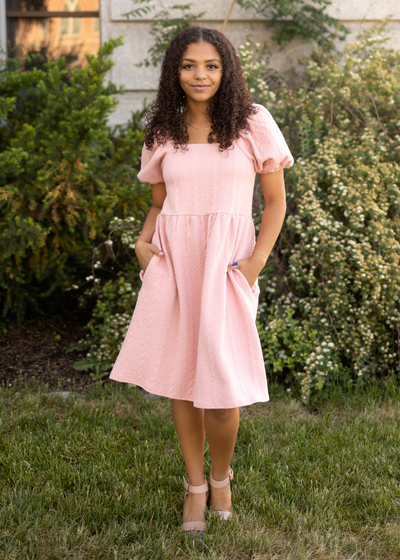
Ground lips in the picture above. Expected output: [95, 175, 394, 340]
[192, 85, 210, 91]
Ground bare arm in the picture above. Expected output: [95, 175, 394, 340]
[253, 168, 287, 261]
[135, 182, 167, 271]
[227, 169, 287, 286]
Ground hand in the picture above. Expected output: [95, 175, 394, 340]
[227, 253, 267, 288]
[135, 239, 164, 271]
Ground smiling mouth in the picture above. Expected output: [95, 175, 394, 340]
[192, 85, 210, 90]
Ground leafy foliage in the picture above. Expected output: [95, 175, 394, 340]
[123, 1, 205, 67]
[241, 26, 400, 401]
[0, 39, 150, 321]
[71, 217, 144, 380]
[236, 0, 349, 47]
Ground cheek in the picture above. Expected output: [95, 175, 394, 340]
[179, 72, 190, 87]
[214, 73, 222, 88]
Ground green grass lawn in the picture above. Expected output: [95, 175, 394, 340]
[1, 380, 400, 560]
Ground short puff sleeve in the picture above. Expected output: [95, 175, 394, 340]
[240, 103, 294, 174]
[137, 142, 167, 185]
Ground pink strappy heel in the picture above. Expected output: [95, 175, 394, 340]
[209, 467, 234, 520]
[181, 476, 209, 536]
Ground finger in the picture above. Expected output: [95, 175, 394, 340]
[227, 261, 240, 271]
[150, 244, 164, 256]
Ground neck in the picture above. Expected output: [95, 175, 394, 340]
[185, 97, 211, 126]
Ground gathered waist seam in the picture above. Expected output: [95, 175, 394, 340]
[159, 212, 253, 220]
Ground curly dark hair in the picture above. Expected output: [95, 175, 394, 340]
[143, 27, 257, 152]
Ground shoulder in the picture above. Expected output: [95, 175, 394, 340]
[238, 103, 294, 173]
[245, 103, 281, 133]
[242, 102, 289, 148]
[142, 137, 173, 157]
[137, 139, 172, 184]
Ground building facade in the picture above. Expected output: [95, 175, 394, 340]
[102, 0, 400, 125]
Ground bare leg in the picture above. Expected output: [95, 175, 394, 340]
[171, 399, 206, 524]
[204, 408, 239, 512]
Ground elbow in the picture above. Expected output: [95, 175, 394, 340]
[264, 198, 286, 211]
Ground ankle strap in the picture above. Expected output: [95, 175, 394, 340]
[183, 476, 209, 494]
[209, 468, 234, 489]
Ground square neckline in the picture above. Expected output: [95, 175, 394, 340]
[186, 143, 217, 146]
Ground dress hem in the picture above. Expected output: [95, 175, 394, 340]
[108, 376, 269, 409]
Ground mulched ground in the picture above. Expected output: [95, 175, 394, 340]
[0, 311, 97, 391]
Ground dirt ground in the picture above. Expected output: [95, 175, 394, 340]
[0, 312, 96, 391]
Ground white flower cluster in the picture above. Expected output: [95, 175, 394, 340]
[110, 216, 138, 249]
[253, 31, 400, 402]
[238, 42, 276, 109]
[78, 276, 139, 370]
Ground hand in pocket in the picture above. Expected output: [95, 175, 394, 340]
[227, 255, 265, 288]
[135, 240, 164, 272]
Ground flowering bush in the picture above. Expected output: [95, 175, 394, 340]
[240, 27, 400, 401]
[72, 217, 144, 379]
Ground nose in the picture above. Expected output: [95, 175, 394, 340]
[193, 65, 207, 80]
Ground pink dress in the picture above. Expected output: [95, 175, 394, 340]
[109, 104, 294, 408]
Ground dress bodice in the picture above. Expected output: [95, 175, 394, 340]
[137, 103, 294, 218]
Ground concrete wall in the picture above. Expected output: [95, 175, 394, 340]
[100, 0, 400, 126]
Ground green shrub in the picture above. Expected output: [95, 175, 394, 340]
[72, 217, 144, 380]
[242, 27, 400, 401]
[0, 39, 149, 321]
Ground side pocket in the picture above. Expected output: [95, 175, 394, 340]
[139, 254, 157, 282]
[140, 253, 165, 282]
[236, 268, 260, 296]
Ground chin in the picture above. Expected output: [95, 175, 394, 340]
[188, 92, 215, 102]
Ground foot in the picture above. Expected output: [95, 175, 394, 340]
[182, 490, 208, 525]
[209, 470, 232, 514]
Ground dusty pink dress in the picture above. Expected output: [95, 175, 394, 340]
[109, 104, 294, 408]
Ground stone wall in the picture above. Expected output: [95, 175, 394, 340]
[99, 0, 400, 125]
[0, 0, 6, 59]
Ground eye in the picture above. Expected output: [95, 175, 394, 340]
[208, 64, 219, 70]
[181, 64, 194, 69]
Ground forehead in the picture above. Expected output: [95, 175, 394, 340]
[181, 41, 221, 61]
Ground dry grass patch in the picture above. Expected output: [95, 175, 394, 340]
[363, 403, 400, 424]
[241, 398, 313, 423]
[112, 401, 135, 417]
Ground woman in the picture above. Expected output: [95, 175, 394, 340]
[109, 27, 293, 535]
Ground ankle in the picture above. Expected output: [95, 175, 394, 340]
[210, 467, 230, 482]
[187, 474, 206, 486]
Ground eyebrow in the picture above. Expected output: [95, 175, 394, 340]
[181, 58, 221, 63]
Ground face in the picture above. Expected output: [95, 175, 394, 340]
[178, 41, 222, 103]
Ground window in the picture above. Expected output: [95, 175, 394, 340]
[5, 0, 100, 65]
[60, 1, 82, 36]
[72, 16, 81, 35]
[40, 19, 48, 37]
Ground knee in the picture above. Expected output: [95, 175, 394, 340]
[207, 408, 235, 423]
